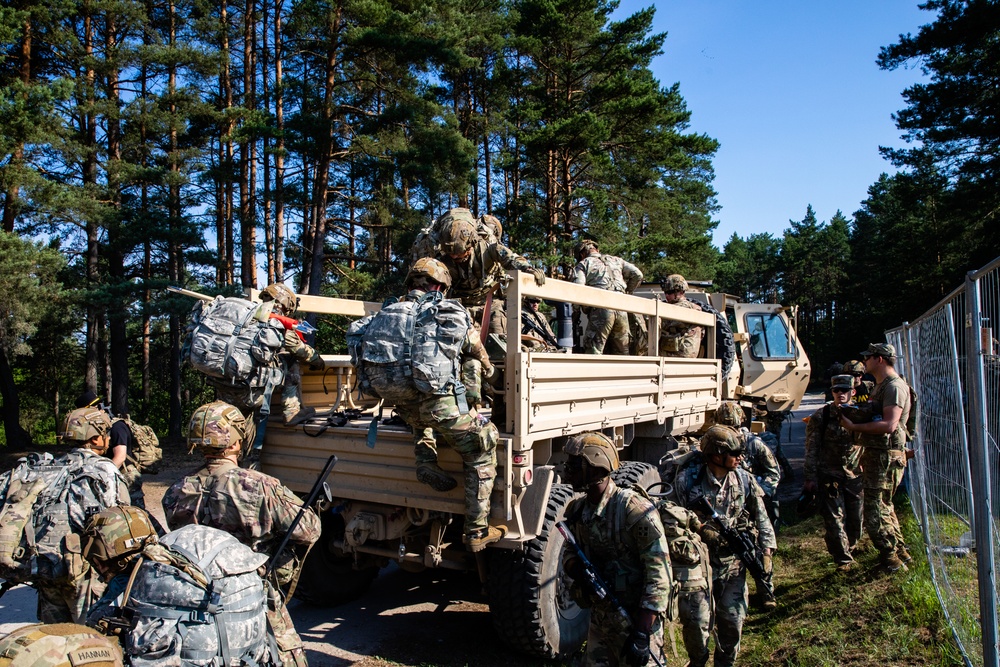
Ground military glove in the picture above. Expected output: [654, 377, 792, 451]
[762, 553, 773, 575]
[308, 351, 325, 371]
[699, 525, 722, 551]
[483, 364, 496, 380]
[620, 628, 651, 667]
[531, 268, 546, 286]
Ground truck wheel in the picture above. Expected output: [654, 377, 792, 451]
[487, 484, 589, 660]
[294, 512, 379, 606]
[611, 460, 659, 491]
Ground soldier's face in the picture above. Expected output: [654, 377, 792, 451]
[448, 248, 472, 263]
[664, 290, 682, 303]
[832, 388, 853, 406]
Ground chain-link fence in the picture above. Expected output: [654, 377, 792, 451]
[887, 255, 1000, 667]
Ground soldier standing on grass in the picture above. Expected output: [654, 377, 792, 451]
[840, 342, 912, 573]
[162, 400, 320, 666]
[804, 374, 864, 572]
[674, 425, 776, 667]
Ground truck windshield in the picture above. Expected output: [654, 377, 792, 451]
[745, 313, 795, 360]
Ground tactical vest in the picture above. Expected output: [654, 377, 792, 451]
[409, 216, 500, 265]
[0, 451, 124, 585]
[347, 291, 470, 402]
[109, 525, 274, 667]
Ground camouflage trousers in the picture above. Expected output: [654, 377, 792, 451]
[266, 581, 307, 667]
[35, 573, 104, 624]
[584, 602, 664, 667]
[397, 393, 499, 535]
[710, 564, 747, 667]
[676, 586, 712, 667]
[818, 474, 864, 564]
[461, 358, 485, 408]
[466, 299, 506, 335]
[861, 449, 907, 555]
[582, 308, 630, 355]
[281, 358, 305, 422]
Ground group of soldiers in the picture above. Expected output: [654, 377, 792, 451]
[803, 343, 915, 574]
[9, 398, 320, 666]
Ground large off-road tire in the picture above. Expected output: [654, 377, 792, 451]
[294, 511, 380, 606]
[487, 484, 589, 660]
[695, 300, 735, 377]
[610, 460, 660, 491]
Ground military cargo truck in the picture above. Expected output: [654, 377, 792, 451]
[255, 272, 808, 659]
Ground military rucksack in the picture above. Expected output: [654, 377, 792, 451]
[409, 214, 500, 263]
[905, 382, 920, 441]
[185, 296, 286, 411]
[347, 291, 470, 403]
[0, 452, 125, 585]
[0, 623, 123, 667]
[114, 416, 163, 474]
[656, 445, 703, 503]
[108, 524, 275, 667]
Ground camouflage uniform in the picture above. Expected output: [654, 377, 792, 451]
[805, 398, 863, 565]
[566, 480, 672, 666]
[572, 253, 643, 355]
[278, 324, 321, 423]
[659, 296, 704, 358]
[162, 456, 320, 667]
[675, 464, 776, 667]
[438, 238, 539, 335]
[520, 301, 558, 351]
[738, 427, 781, 529]
[858, 374, 911, 561]
[658, 501, 712, 667]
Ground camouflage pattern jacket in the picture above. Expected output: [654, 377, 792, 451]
[566, 480, 672, 613]
[571, 254, 643, 294]
[438, 239, 535, 306]
[674, 464, 776, 577]
[737, 427, 781, 497]
[804, 402, 862, 482]
[162, 459, 321, 557]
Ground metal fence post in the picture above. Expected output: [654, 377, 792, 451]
[966, 270, 999, 667]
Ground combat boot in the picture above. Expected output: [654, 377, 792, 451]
[897, 546, 913, 564]
[284, 406, 316, 426]
[881, 552, 907, 573]
[464, 525, 507, 552]
[416, 463, 458, 492]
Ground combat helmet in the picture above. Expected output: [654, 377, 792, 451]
[406, 257, 452, 291]
[61, 407, 112, 451]
[438, 208, 479, 256]
[699, 424, 744, 457]
[574, 239, 598, 261]
[843, 360, 865, 375]
[260, 282, 297, 315]
[564, 432, 620, 475]
[660, 274, 688, 294]
[187, 400, 250, 454]
[82, 505, 158, 580]
[715, 401, 746, 428]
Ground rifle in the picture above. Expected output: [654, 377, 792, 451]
[521, 312, 559, 348]
[0, 580, 13, 602]
[264, 455, 338, 590]
[166, 285, 214, 301]
[695, 497, 775, 601]
[556, 522, 663, 667]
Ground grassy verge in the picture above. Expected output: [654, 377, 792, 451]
[729, 494, 965, 667]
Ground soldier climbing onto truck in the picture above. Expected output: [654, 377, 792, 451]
[347, 257, 505, 552]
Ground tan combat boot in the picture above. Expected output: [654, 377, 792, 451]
[284, 406, 316, 426]
[464, 525, 507, 552]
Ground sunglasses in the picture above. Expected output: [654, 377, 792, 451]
[832, 388, 851, 394]
[724, 450, 745, 458]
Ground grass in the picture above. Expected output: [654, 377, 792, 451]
[724, 493, 966, 667]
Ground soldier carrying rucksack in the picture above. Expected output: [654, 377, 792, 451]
[83, 506, 284, 667]
[0, 408, 129, 624]
[74, 392, 163, 518]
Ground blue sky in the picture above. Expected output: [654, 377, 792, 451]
[614, 1, 931, 249]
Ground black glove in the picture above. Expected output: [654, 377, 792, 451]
[621, 628, 651, 667]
